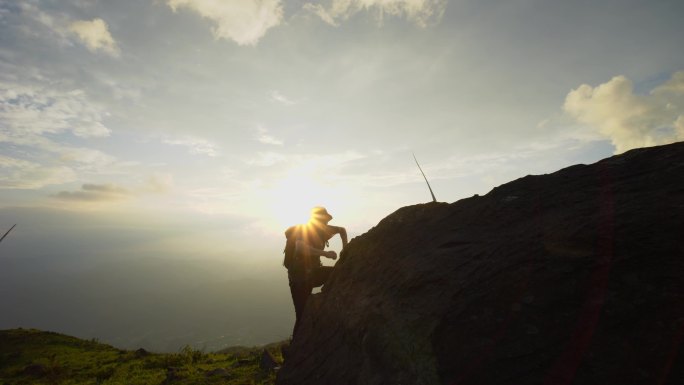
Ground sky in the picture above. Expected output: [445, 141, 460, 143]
[1, 0, 684, 349]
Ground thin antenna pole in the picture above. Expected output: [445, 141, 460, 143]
[413, 153, 437, 203]
[0, 224, 16, 244]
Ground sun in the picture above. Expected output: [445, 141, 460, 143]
[264, 171, 347, 229]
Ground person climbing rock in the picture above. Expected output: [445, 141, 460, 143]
[283, 206, 348, 336]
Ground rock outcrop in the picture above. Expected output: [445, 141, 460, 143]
[277, 142, 684, 385]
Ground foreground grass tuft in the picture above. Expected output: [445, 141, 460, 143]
[0, 329, 285, 385]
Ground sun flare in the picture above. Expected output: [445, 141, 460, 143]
[263, 171, 348, 230]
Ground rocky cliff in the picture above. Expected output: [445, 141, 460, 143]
[276, 142, 684, 385]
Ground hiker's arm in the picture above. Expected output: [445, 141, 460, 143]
[296, 240, 337, 260]
[339, 227, 348, 248]
[331, 226, 348, 248]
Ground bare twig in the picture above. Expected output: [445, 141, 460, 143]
[0, 224, 16, 244]
[413, 153, 436, 203]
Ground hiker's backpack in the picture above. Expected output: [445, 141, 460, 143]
[283, 225, 300, 270]
[283, 224, 331, 271]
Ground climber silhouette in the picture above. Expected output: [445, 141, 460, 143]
[283, 207, 348, 336]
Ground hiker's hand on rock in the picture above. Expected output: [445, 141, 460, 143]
[326, 251, 337, 260]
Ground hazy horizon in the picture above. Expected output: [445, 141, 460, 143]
[0, 253, 293, 352]
[2, 0, 683, 351]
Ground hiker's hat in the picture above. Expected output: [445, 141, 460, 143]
[311, 206, 333, 221]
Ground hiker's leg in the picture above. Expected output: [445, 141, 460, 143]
[289, 277, 311, 335]
[289, 280, 304, 330]
[310, 266, 334, 288]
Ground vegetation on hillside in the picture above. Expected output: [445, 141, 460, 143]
[0, 329, 285, 385]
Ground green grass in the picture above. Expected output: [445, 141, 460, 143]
[0, 329, 286, 385]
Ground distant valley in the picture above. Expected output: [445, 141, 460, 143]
[0, 256, 293, 352]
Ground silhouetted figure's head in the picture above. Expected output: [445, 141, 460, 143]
[310, 206, 333, 225]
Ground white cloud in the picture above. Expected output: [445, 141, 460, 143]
[0, 130, 117, 170]
[676, 116, 684, 139]
[270, 90, 296, 105]
[59, 147, 118, 171]
[68, 18, 120, 56]
[16, 2, 71, 43]
[162, 136, 219, 157]
[304, 0, 447, 27]
[564, 71, 684, 154]
[0, 79, 125, 189]
[16, 3, 118, 57]
[653, 71, 684, 95]
[166, 0, 283, 46]
[255, 126, 283, 146]
[0, 81, 111, 138]
[0, 155, 76, 189]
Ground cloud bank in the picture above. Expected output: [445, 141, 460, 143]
[0, 81, 111, 138]
[53, 183, 131, 202]
[564, 71, 684, 153]
[50, 176, 175, 204]
[0, 80, 119, 189]
[304, 0, 447, 27]
[68, 18, 120, 56]
[166, 0, 284, 46]
[0, 155, 76, 189]
[165, 0, 446, 45]
[13, 4, 119, 56]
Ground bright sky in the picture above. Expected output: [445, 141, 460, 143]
[1, 0, 684, 266]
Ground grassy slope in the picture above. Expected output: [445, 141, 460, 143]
[0, 329, 285, 385]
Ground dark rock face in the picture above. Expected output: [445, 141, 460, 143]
[276, 142, 684, 385]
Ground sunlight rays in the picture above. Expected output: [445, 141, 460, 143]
[261, 168, 349, 231]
